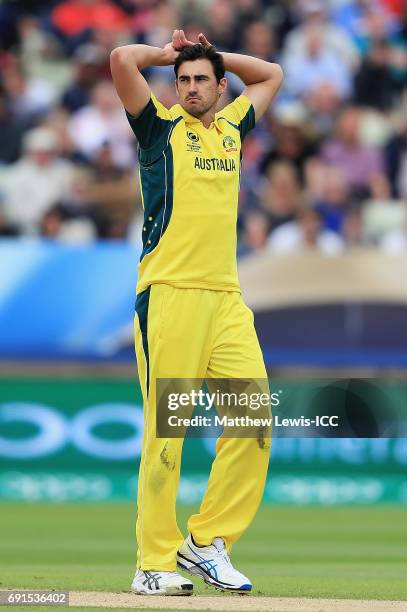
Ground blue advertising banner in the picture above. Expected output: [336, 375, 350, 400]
[0, 240, 139, 359]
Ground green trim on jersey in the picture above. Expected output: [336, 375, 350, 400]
[135, 285, 151, 395]
[218, 116, 239, 132]
[239, 104, 255, 141]
[139, 143, 175, 262]
[126, 97, 171, 150]
[137, 115, 182, 262]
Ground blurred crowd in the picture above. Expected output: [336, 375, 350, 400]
[0, 0, 407, 254]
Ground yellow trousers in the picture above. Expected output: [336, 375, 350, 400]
[134, 284, 271, 571]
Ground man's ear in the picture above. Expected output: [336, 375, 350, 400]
[218, 76, 227, 97]
[174, 78, 179, 97]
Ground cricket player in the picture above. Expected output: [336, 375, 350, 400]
[110, 29, 283, 596]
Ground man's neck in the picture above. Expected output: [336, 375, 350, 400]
[199, 110, 216, 129]
[183, 105, 217, 129]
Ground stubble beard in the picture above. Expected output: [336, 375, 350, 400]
[183, 96, 217, 118]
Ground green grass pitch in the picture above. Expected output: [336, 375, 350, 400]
[1, 503, 406, 601]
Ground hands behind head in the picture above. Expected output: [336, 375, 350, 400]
[198, 33, 213, 50]
[172, 29, 194, 51]
[169, 29, 213, 52]
[163, 30, 213, 65]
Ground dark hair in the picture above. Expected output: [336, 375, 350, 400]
[174, 44, 225, 83]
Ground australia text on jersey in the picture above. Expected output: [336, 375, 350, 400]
[194, 156, 237, 172]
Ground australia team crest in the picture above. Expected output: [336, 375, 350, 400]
[222, 135, 237, 153]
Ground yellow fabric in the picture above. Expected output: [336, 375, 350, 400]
[150, 92, 173, 120]
[134, 284, 271, 571]
[132, 94, 255, 295]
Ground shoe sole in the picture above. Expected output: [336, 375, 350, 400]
[131, 584, 193, 596]
[177, 557, 251, 595]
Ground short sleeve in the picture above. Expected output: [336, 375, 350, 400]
[125, 93, 173, 150]
[219, 94, 256, 141]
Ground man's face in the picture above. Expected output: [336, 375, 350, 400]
[176, 58, 226, 117]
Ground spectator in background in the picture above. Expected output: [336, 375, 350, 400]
[242, 20, 276, 62]
[70, 141, 139, 232]
[0, 3, 19, 51]
[235, 0, 263, 21]
[0, 127, 74, 234]
[310, 166, 351, 235]
[390, 5, 407, 87]
[322, 106, 384, 195]
[285, 0, 359, 71]
[139, 0, 177, 49]
[1, 59, 57, 126]
[362, 173, 407, 244]
[303, 156, 326, 202]
[206, 0, 238, 51]
[354, 4, 396, 55]
[42, 105, 76, 160]
[354, 39, 398, 110]
[40, 205, 66, 238]
[305, 81, 347, 138]
[261, 101, 316, 182]
[385, 116, 407, 197]
[238, 211, 270, 257]
[357, 5, 407, 86]
[331, 0, 370, 41]
[92, 27, 123, 78]
[268, 207, 344, 255]
[96, 215, 130, 240]
[254, 160, 303, 230]
[129, 0, 169, 45]
[332, 0, 398, 46]
[62, 43, 105, 112]
[0, 90, 23, 164]
[283, 24, 352, 104]
[262, 0, 296, 48]
[16, 13, 61, 79]
[68, 79, 135, 166]
[39, 204, 96, 243]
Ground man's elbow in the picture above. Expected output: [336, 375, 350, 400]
[269, 63, 284, 85]
[110, 47, 124, 73]
[110, 46, 135, 70]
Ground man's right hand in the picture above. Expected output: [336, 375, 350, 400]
[162, 29, 194, 65]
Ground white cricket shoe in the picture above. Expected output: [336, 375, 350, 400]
[131, 569, 193, 596]
[177, 534, 252, 593]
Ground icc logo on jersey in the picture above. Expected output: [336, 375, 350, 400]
[186, 130, 201, 152]
[187, 131, 200, 142]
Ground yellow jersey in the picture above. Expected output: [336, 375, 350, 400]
[126, 92, 255, 294]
